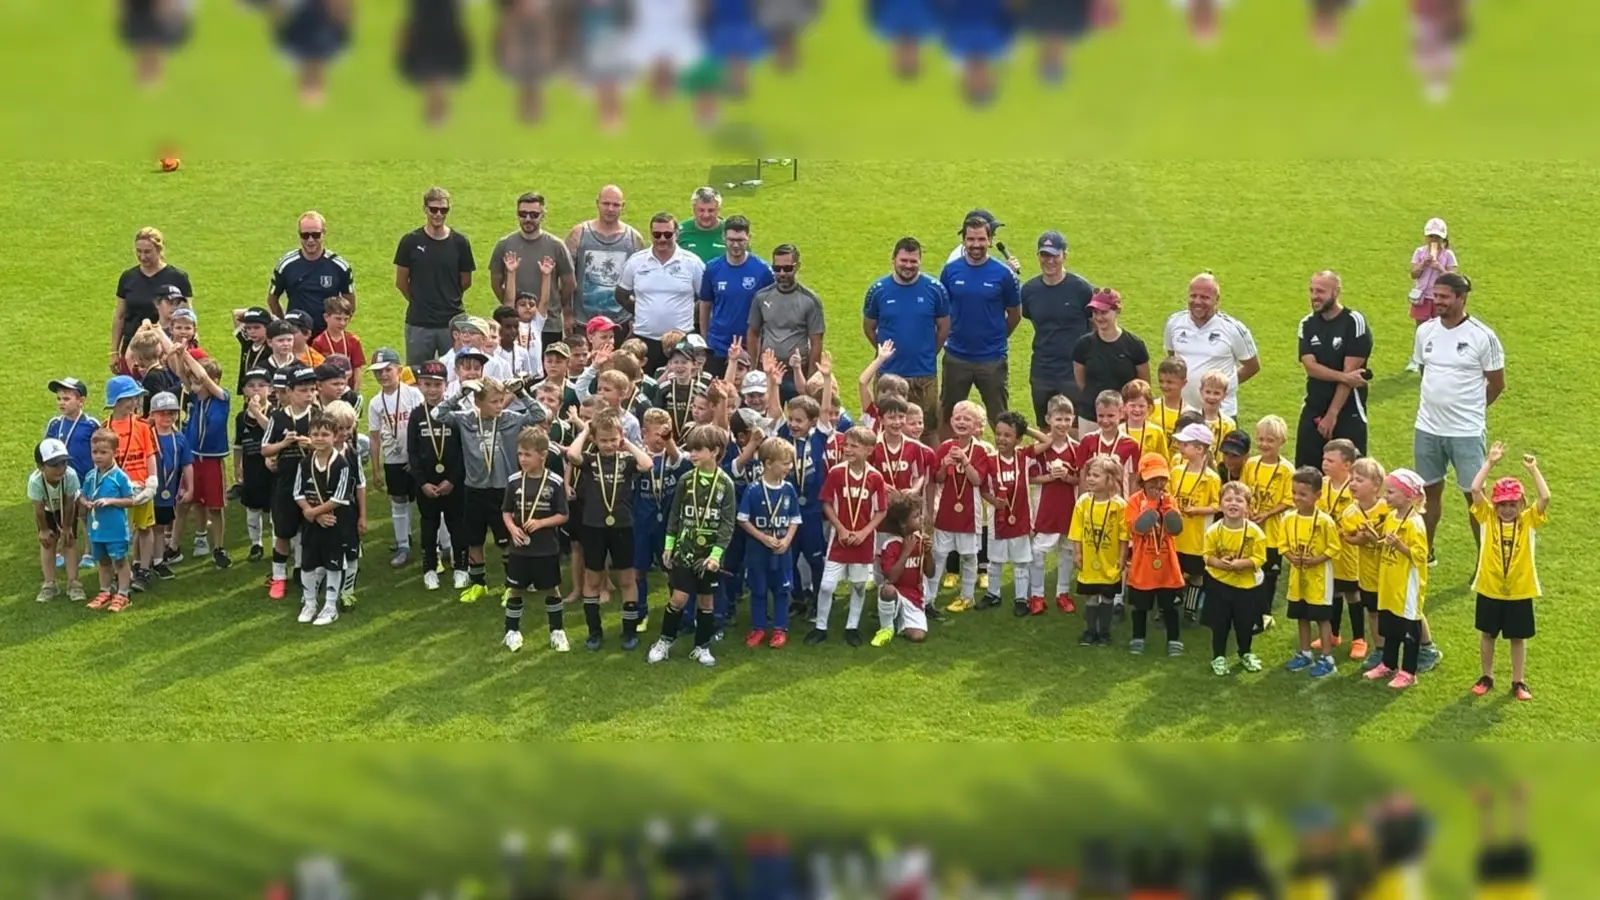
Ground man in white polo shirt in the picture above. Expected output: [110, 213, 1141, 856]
[1162, 272, 1260, 417]
[1413, 272, 1505, 560]
[616, 211, 706, 371]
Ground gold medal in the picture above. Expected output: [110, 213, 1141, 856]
[435, 463, 445, 474]
[160, 490, 171, 500]
[605, 515, 616, 526]
[1090, 559, 1101, 572]
[1151, 558, 1162, 570]
[697, 535, 708, 546]
[954, 502, 964, 513]
[1007, 515, 1016, 525]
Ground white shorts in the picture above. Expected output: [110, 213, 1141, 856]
[1032, 532, 1068, 553]
[932, 529, 980, 557]
[989, 534, 1034, 564]
[822, 560, 873, 587]
[898, 596, 927, 633]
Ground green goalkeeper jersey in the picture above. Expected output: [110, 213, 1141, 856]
[665, 467, 736, 564]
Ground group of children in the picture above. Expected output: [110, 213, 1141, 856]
[31, 300, 1550, 693]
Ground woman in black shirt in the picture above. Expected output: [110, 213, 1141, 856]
[1070, 288, 1150, 431]
[113, 226, 193, 374]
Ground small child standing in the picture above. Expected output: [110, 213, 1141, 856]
[1152, 357, 1191, 454]
[739, 437, 801, 648]
[171, 350, 233, 567]
[502, 427, 570, 652]
[566, 408, 653, 650]
[1120, 380, 1168, 467]
[103, 375, 159, 593]
[809, 427, 890, 646]
[1281, 466, 1341, 679]
[649, 424, 739, 667]
[310, 295, 367, 392]
[1365, 469, 1430, 689]
[1070, 457, 1128, 648]
[82, 428, 137, 611]
[147, 392, 194, 580]
[1319, 439, 1366, 659]
[632, 407, 691, 643]
[1468, 443, 1549, 702]
[1202, 482, 1267, 675]
[292, 412, 354, 626]
[1124, 453, 1187, 657]
[31, 439, 82, 602]
[928, 400, 992, 613]
[1170, 423, 1221, 621]
[1196, 371, 1237, 460]
[261, 366, 319, 599]
[1406, 218, 1457, 369]
[322, 401, 367, 611]
[985, 411, 1040, 618]
[1030, 395, 1079, 613]
[1345, 457, 1391, 673]
[874, 494, 934, 646]
[406, 360, 468, 590]
[777, 394, 830, 621]
[1242, 415, 1294, 632]
[233, 369, 276, 562]
[366, 348, 425, 567]
[45, 377, 98, 572]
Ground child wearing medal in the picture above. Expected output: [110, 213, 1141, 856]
[233, 368, 275, 562]
[1281, 467, 1341, 679]
[1202, 482, 1268, 675]
[928, 399, 992, 613]
[31, 438, 82, 603]
[1242, 415, 1294, 633]
[1152, 357, 1191, 457]
[405, 360, 469, 591]
[169, 349, 232, 568]
[291, 411, 354, 626]
[147, 392, 193, 581]
[1344, 457, 1391, 673]
[366, 348, 425, 569]
[738, 437, 801, 648]
[1196, 371, 1237, 466]
[1069, 457, 1129, 648]
[631, 408, 691, 648]
[1318, 439, 1365, 659]
[1365, 468, 1429, 690]
[649, 424, 739, 667]
[1170, 422, 1221, 622]
[321, 401, 367, 610]
[809, 427, 890, 647]
[984, 411, 1040, 619]
[1468, 443, 1549, 702]
[875, 493, 934, 646]
[775, 394, 829, 622]
[1124, 452, 1186, 657]
[230, 307, 273, 394]
[567, 408, 653, 651]
[1119, 380, 1168, 482]
[261, 365, 319, 599]
[104, 374, 159, 594]
[82, 428, 137, 611]
[45, 376, 99, 574]
[502, 428, 570, 653]
[310, 295, 367, 392]
[1031, 394, 1080, 615]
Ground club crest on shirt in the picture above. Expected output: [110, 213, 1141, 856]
[741, 276, 756, 290]
[320, 275, 334, 288]
[1207, 331, 1223, 344]
[1456, 341, 1469, 354]
[1332, 336, 1343, 349]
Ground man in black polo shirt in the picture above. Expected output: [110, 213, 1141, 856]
[395, 186, 476, 365]
[1295, 270, 1373, 469]
[1019, 229, 1094, 426]
[267, 210, 355, 337]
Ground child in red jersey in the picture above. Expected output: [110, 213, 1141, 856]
[869, 397, 933, 499]
[806, 427, 889, 647]
[926, 399, 992, 613]
[1030, 394, 1079, 613]
[874, 493, 935, 646]
[985, 411, 1040, 617]
[1073, 389, 1141, 484]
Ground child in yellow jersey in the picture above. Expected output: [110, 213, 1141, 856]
[1152, 357, 1190, 455]
[1366, 469, 1429, 690]
[1170, 423, 1221, 624]
[1345, 458, 1391, 673]
[1197, 371, 1237, 463]
[1203, 482, 1267, 675]
[1285, 808, 1339, 900]
[1468, 443, 1550, 702]
[1318, 439, 1366, 660]
[1120, 379, 1168, 482]
[1282, 467, 1342, 679]
[1474, 783, 1539, 900]
[1070, 457, 1128, 648]
[1242, 415, 1294, 631]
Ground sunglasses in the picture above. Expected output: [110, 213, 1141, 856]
[300, 231, 323, 240]
[773, 264, 797, 273]
[427, 206, 450, 216]
[517, 210, 543, 220]
[651, 231, 675, 240]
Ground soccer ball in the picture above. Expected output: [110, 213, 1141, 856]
[159, 157, 181, 172]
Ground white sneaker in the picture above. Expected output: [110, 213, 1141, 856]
[193, 535, 210, 556]
[423, 570, 440, 591]
[549, 629, 569, 652]
[313, 604, 339, 626]
[689, 646, 717, 667]
[453, 569, 470, 589]
[504, 630, 525, 652]
[646, 638, 672, 664]
[297, 599, 318, 623]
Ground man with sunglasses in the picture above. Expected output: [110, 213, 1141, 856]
[394, 186, 477, 365]
[490, 191, 576, 351]
[267, 210, 354, 338]
[617, 212, 705, 371]
[746, 244, 824, 402]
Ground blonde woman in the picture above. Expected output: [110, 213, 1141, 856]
[113, 227, 192, 375]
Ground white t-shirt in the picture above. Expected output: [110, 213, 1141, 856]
[619, 247, 705, 340]
[495, 343, 539, 379]
[1413, 315, 1504, 437]
[514, 318, 547, 378]
[366, 384, 424, 464]
[1162, 310, 1259, 417]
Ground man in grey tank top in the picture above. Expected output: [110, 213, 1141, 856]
[565, 184, 645, 331]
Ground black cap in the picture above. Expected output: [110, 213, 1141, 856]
[414, 360, 448, 381]
[288, 366, 319, 386]
[155, 284, 186, 300]
[270, 370, 290, 389]
[241, 307, 274, 326]
[314, 362, 346, 382]
[283, 310, 315, 332]
[242, 368, 271, 385]
[1219, 430, 1252, 456]
[960, 208, 1002, 234]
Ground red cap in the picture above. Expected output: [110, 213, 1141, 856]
[587, 316, 618, 335]
[1088, 288, 1122, 312]
[1490, 477, 1524, 504]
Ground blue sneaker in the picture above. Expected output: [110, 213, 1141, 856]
[1310, 658, 1337, 679]
[1285, 654, 1314, 673]
[80, 554, 95, 571]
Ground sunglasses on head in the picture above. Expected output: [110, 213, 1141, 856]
[427, 206, 450, 215]
[651, 231, 675, 240]
[517, 210, 543, 220]
[300, 231, 323, 240]
[773, 264, 797, 273]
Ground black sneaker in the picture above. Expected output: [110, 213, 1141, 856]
[1013, 598, 1030, 617]
[1079, 630, 1095, 647]
[844, 627, 862, 647]
[585, 633, 603, 651]
[926, 604, 947, 623]
[226, 484, 244, 503]
[212, 548, 233, 569]
[248, 544, 264, 562]
[621, 634, 640, 651]
[152, 562, 176, 581]
[803, 628, 829, 645]
[162, 546, 183, 565]
[978, 592, 1003, 610]
[130, 569, 149, 593]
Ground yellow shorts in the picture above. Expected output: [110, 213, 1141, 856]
[128, 499, 156, 531]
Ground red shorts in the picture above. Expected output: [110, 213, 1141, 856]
[192, 457, 226, 510]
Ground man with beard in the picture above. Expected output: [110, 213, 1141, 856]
[863, 236, 950, 444]
[747, 244, 824, 401]
[1296, 270, 1373, 469]
[566, 184, 646, 333]
[938, 214, 1021, 435]
[492, 191, 577, 349]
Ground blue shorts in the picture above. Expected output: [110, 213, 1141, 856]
[1413, 429, 1486, 491]
[92, 540, 130, 562]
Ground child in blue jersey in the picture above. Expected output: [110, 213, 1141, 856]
[146, 392, 193, 581]
[173, 349, 233, 567]
[718, 415, 767, 638]
[82, 428, 137, 611]
[740, 437, 801, 648]
[775, 393, 828, 619]
[631, 408, 692, 649]
[45, 377, 99, 571]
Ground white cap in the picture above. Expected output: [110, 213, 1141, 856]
[741, 371, 769, 394]
[1175, 422, 1213, 445]
[1424, 217, 1448, 239]
[36, 438, 69, 465]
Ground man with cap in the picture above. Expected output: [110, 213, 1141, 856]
[233, 307, 275, 393]
[32, 437, 83, 603]
[945, 208, 1023, 274]
[269, 210, 356, 337]
[395, 187, 476, 365]
[490, 191, 578, 350]
[1162, 272, 1261, 418]
[366, 347, 426, 568]
[862, 236, 950, 445]
[938, 213, 1022, 436]
[698, 214, 774, 378]
[617, 212, 705, 372]
[1021, 229, 1095, 427]
[746, 243, 824, 401]
[1296, 270, 1373, 470]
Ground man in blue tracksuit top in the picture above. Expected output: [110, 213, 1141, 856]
[937, 212, 1021, 437]
[697, 215, 774, 379]
[631, 421, 692, 649]
[774, 408, 828, 617]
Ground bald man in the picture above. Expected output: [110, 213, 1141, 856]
[1162, 273, 1260, 417]
[565, 185, 646, 332]
[1296, 270, 1372, 468]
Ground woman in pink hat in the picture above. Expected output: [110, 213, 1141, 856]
[1405, 217, 1458, 371]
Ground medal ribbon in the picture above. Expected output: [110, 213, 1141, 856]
[598, 452, 621, 520]
[519, 469, 550, 528]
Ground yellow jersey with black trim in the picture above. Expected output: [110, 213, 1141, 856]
[1281, 509, 1340, 604]
[1342, 499, 1389, 593]
[1319, 477, 1360, 583]
[1377, 510, 1429, 620]
[1206, 412, 1237, 463]
[1470, 501, 1547, 601]
[1121, 419, 1168, 462]
[1241, 455, 1294, 548]
[1203, 520, 1267, 590]
[1170, 463, 1221, 557]
[1068, 495, 1128, 585]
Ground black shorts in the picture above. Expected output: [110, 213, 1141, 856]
[669, 561, 720, 597]
[1178, 552, 1205, 579]
[383, 462, 416, 501]
[1359, 588, 1379, 612]
[239, 473, 274, 512]
[1334, 578, 1360, 595]
[563, 497, 585, 543]
[154, 504, 176, 527]
[301, 525, 347, 573]
[1287, 600, 1335, 622]
[506, 553, 562, 593]
[463, 486, 509, 549]
[1475, 594, 1535, 640]
[581, 524, 633, 572]
[1075, 580, 1119, 599]
[44, 510, 62, 535]
[1126, 588, 1177, 611]
[272, 485, 303, 541]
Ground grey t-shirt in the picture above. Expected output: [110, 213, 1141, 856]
[748, 283, 825, 365]
[571, 223, 644, 325]
[489, 231, 574, 328]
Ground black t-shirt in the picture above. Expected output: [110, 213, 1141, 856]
[1020, 271, 1095, 385]
[139, 367, 184, 417]
[263, 406, 314, 482]
[1071, 328, 1150, 409]
[393, 227, 476, 329]
[270, 249, 354, 335]
[1298, 307, 1373, 415]
[115, 264, 193, 348]
[502, 468, 569, 557]
[578, 451, 640, 528]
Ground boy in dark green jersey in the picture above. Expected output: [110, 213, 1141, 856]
[647, 424, 736, 667]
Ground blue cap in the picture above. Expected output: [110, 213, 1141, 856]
[1037, 230, 1068, 256]
[104, 375, 145, 407]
